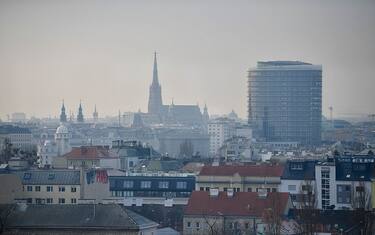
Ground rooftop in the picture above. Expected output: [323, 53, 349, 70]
[14, 170, 80, 185]
[185, 191, 290, 217]
[198, 164, 284, 177]
[4, 204, 158, 230]
[64, 146, 118, 160]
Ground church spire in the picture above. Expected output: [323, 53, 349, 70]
[60, 99, 67, 123]
[77, 101, 84, 123]
[152, 51, 159, 85]
[148, 51, 163, 115]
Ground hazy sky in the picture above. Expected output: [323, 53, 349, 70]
[0, 0, 374, 120]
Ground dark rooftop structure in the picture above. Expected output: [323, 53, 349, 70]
[335, 155, 375, 181]
[281, 160, 317, 180]
[3, 204, 158, 233]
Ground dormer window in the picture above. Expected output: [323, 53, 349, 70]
[290, 162, 303, 170]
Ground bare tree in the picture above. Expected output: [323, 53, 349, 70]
[263, 193, 284, 235]
[351, 182, 374, 235]
[293, 179, 318, 235]
[0, 204, 15, 234]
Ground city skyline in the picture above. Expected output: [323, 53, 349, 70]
[1, 0, 375, 120]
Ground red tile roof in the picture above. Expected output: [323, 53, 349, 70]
[198, 165, 284, 177]
[64, 146, 118, 160]
[185, 191, 290, 217]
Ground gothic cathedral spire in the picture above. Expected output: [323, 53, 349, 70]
[77, 101, 84, 123]
[148, 52, 163, 115]
[60, 100, 67, 122]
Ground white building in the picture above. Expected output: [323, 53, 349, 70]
[208, 118, 235, 155]
[0, 125, 34, 151]
[38, 123, 71, 168]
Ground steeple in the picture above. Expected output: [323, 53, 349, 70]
[60, 100, 67, 123]
[203, 103, 209, 122]
[148, 52, 163, 115]
[77, 101, 84, 123]
[152, 51, 159, 85]
[93, 105, 98, 122]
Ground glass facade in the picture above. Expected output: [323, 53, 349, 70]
[248, 61, 322, 145]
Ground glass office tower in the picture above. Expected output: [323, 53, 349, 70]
[248, 61, 322, 146]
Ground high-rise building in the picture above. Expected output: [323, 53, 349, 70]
[148, 52, 163, 116]
[248, 61, 322, 145]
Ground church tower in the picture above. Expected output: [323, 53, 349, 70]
[148, 52, 163, 115]
[60, 100, 67, 123]
[77, 102, 84, 123]
[93, 105, 98, 123]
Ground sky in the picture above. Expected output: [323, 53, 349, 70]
[0, 0, 374, 120]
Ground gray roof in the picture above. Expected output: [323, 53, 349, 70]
[14, 170, 80, 185]
[5, 204, 158, 230]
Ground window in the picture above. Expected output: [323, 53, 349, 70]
[35, 198, 43, 204]
[141, 181, 151, 189]
[245, 222, 249, 229]
[205, 187, 209, 191]
[288, 185, 296, 191]
[59, 186, 65, 192]
[71, 187, 77, 192]
[196, 222, 200, 228]
[46, 198, 53, 204]
[200, 187, 204, 191]
[176, 181, 187, 189]
[187, 221, 191, 228]
[46, 186, 53, 192]
[223, 187, 228, 192]
[123, 181, 134, 188]
[71, 198, 77, 204]
[23, 173, 31, 180]
[159, 181, 169, 189]
[26, 198, 32, 204]
[58, 198, 65, 204]
[272, 188, 277, 192]
[35, 186, 41, 192]
[48, 173, 55, 180]
[290, 163, 303, 170]
[247, 188, 252, 192]
[27, 186, 32, 192]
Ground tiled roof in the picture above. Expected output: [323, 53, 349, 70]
[198, 165, 284, 177]
[185, 191, 289, 217]
[6, 204, 158, 230]
[14, 170, 80, 185]
[64, 146, 118, 160]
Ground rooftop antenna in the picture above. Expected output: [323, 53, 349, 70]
[329, 106, 333, 128]
[368, 114, 375, 122]
[118, 110, 121, 127]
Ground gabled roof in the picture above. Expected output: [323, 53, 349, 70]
[14, 170, 80, 185]
[198, 165, 284, 177]
[64, 146, 118, 160]
[5, 204, 158, 230]
[185, 191, 290, 217]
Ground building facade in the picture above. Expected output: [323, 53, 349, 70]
[196, 165, 284, 193]
[248, 61, 322, 145]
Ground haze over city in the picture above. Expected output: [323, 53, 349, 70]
[1, 0, 375, 120]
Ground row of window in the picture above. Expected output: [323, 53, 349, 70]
[112, 180, 188, 190]
[186, 221, 254, 230]
[199, 187, 277, 193]
[110, 190, 191, 198]
[25, 198, 77, 204]
[25, 185, 77, 193]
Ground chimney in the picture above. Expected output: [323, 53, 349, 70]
[209, 188, 219, 197]
[227, 188, 234, 198]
